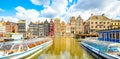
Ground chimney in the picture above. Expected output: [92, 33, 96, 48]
[102, 14, 104, 16]
[91, 13, 93, 16]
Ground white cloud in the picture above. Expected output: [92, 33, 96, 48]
[30, 0, 50, 6]
[15, 6, 40, 22]
[1, 0, 119, 23]
[40, 0, 68, 20]
[66, 0, 120, 21]
[102, 0, 120, 19]
[30, 0, 120, 22]
[15, 6, 53, 23]
[40, 6, 57, 18]
[0, 16, 19, 22]
[30, 0, 68, 20]
[69, 0, 73, 3]
[0, 8, 5, 12]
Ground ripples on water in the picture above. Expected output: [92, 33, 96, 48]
[33, 37, 95, 59]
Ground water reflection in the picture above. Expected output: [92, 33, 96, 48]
[37, 37, 94, 59]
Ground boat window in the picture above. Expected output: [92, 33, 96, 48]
[99, 33, 102, 38]
[0, 44, 13, 50]
[116, 32, 119, 39]
[22, 43, 28, 51]
[12, 44, 20, 50]
[104, 33, 106, 38]
[119, 32, 120, 39]
[102, 33, 104, 38]
[108, 47, 119, 52]
[113, 33, 115, 39]
[110, 32, 113, 39]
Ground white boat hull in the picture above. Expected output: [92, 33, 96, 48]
[81, 42, 120, 59]
[0, 40, 53, 59]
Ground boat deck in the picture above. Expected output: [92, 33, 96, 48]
[0, 37, 52, 58]
[82, 37, 120, 58]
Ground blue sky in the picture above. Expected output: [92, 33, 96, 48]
[0, 0, 44, 16]
[0, 0, 76, 16]
[0, 0, 120, 22]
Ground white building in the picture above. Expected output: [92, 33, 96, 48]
[0, 22, 6, 37]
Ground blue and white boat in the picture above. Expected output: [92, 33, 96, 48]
[81, 40, 120, 59]
[0, 38, 53, 59]
[81, 29, 120, 59]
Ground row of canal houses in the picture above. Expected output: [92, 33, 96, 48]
[29, 19, 54, 38]
[0, 20, 26, 39]
[28, 15, 84, 38]
[0, 14, 120, 39]
[0, 15, 84, 39]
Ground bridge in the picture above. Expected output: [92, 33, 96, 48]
[79, 34, 98, 38]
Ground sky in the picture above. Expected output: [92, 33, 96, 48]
[0, 0, 120, 23]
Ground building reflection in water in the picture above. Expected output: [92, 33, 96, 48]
[37, 37, 94, 59]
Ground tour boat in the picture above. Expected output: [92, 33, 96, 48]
[81, 39, 120, 59]
[81, 29, 120, 59]
[0, 38, 53, 59]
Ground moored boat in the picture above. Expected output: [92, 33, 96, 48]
[81, 29, 120, 59]
[0, 37, 53, 59]
[81, 41, 120, 59]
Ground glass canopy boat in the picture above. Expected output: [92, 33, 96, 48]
[0, 38, 53, 59]
[81, 38, 120, 59]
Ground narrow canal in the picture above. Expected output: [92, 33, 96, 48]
[26, 37, 95, 59]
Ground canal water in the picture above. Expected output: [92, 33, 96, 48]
[27, 37, 95, 59]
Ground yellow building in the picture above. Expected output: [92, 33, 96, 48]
[54, 18, 61, 37]
[111, 20, 120, 29]
[60, 21, 66, 36]
[70, 16, 77, 36]
[76, 15, 84, 34]
[66, 23, 71, 37]
[86, 14, 111, 34]
[0, 19, 18, 37]
[0, 21, 6, 37]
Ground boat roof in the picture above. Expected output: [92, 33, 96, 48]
[108, 43, 120, 47]
[0, 38, 44, 45]
[98, 29, 120, 33]
[84, 38, 120, 47]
